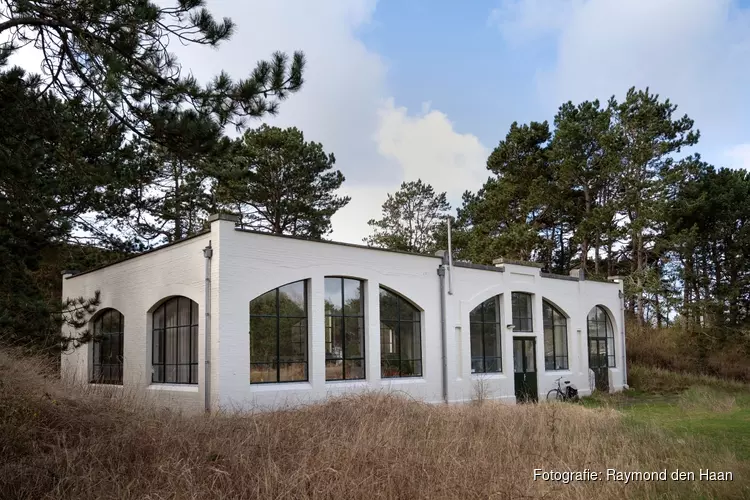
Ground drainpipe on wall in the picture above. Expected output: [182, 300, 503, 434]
[203, 241, 213, 412]
[608, 276, 628, 388]
[436, 251, 449, 404]
[446, 218, 454, 295]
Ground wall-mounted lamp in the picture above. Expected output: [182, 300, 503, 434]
[506, 324, 515, 330]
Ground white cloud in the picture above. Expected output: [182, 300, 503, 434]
[488, 0, 579, 44]
[331, 99, 489, 244]
[329, 185, 389, 245]
[6, 0, 490, 245]
[375, 98, 488, 200]
[724, 144, 750, 170]
[491, 0, 750, 167]
[172, 1, 489, 244]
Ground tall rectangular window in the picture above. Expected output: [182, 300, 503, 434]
[543, 300, 569, 370]
[325, 277, 365, 380]
[92, 309, 124, 384]
[469, 296, 502, 373]
[380, 287, 422, 378]
[250, 280, 308, 383]
[511, 292, 533, 332]
[152, 297, 199, 384]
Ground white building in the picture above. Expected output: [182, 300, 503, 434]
[61, 214, 627, 412]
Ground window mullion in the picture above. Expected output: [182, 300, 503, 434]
[341, 281, 346, 379]
[397, 298, 402, 376]
[276, 290, 281, 383]
[176, 301, 180, 383]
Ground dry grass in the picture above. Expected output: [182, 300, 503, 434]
[677, 386, 737, 413]
[626, 323, 750, 382]
[1, 350, 748, 500]
[628, 364, 750, 394]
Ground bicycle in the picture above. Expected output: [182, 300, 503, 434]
[546, 376, 579, 402]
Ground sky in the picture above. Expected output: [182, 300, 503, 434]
[11, 0, 750, 245]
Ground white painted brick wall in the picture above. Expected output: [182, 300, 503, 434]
[62, 218, 626, 412]
[61, 233, 211, 413]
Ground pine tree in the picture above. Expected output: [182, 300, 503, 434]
[612, 87, 699, 325]
[365, 180, 451, 253]
[0, 67, 129, 348]
[458, 121, 554, 264]
[550, 100, 617, 277]
[216, 125, 350, 238]
[0, 0, 305, 142]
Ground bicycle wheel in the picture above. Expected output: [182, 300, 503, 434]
[546, 389, 563, 402]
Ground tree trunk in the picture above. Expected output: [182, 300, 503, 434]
[594, 233, 601, 276]
[655, 289, 662, 328]
[173, 162, 182, 242]
[581, 186, 591, 277]
[682, 253, 692, 331]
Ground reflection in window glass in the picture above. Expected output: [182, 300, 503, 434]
[469, 296, 502, 373]
[512, 292, 533, 332]
[152, 297, 199, 384]
[380, 288, 422, 378]
[91, 309, 124, 384]
[587, 306, 615, 368]
[325, 277, 365, 380]
[250, 281, 308, 383]
[543, 301, 568, 370]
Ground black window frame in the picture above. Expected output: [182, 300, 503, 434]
[324, 277, 366, 381]
[587, 305, 616, 368]
[511, 292, 534, 332]
[379, 287, 422, 379]
[542, 300, 569, 370]
[91, 308, 124, 385]
[151, 297, 199, 385]
[469, 296, 503, 374]
[249, 280, 309, 384]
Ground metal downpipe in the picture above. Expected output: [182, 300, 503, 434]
[203, 242, 213, 412]
[437, 263, 449, 404]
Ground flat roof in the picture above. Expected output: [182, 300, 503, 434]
[66, 225, 611, 284]
[233, 228, 443, 260]
[65, 231, 211, 279]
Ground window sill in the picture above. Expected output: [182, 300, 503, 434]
[250, 382, 313, 392]
[326, 379, 369, 388]
[381, 377, 426, 385]
[543, 370, 572, 375]
[89, 382, 123, 388]
[148, 384, 199, 393]
[471, 373, 507, 380]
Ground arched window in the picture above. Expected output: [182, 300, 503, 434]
[250, 280, 308, 383]
[511, 292, 533, 332]
[324, 277, 365, 380]
[152, 297, 199, 384]
[543, 300, 568, 370]
[380, 287, 422, 378]
[91, 308, 124, 384]
[469, 296, 502, 373]
[587, 306, 615, 368]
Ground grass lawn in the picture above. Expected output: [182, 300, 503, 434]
[584, 364, 750, 462]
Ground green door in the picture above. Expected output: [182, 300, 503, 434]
[513, 337, 538, 403]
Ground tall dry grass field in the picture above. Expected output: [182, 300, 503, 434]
[1, 350, 747, 500]
[626, 321, 750, 382]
